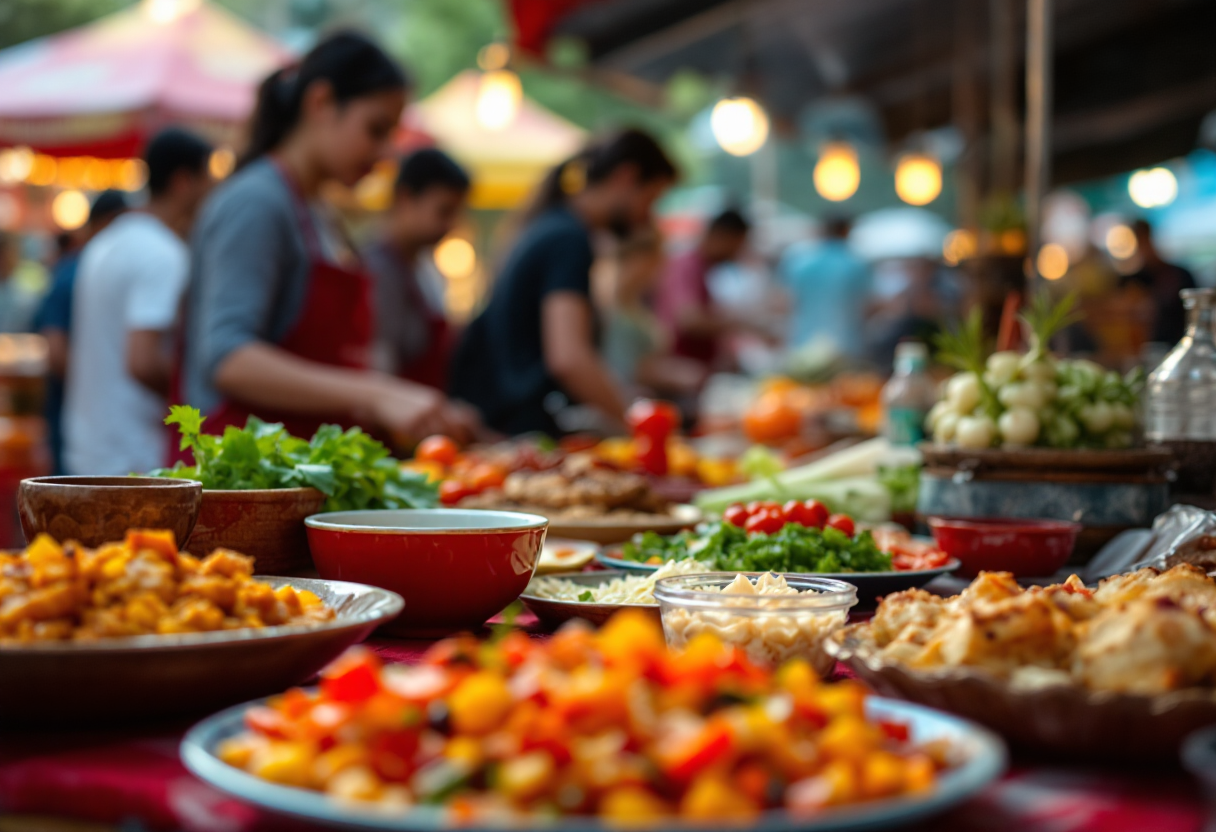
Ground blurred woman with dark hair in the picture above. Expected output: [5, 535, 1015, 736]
[450, 129, 677, 435]
[179, 31, 475, 448]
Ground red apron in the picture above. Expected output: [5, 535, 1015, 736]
[206, 163, 373, 439]
[396, 269, 452, 390]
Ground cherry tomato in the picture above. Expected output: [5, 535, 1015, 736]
[467, 463, 508, 491]
[634, 433, 668, 476]
[416, 435, 459, 466]
[723, 505, 750, 527]
[802, 500, 829, 529]
[826, 513, 855, 536]
[439, 480, 472, 505]
[625, 399, 681, 438]
[744, 509, 785, 535]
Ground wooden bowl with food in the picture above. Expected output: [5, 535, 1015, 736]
[18, 475, 202, 548]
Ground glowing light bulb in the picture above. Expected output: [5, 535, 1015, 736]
[0, 147, 34, 184]
[813, 143, 860, 202]
[52, 190, 90, 230]
[894, 153, 942, 206]
[710, 97, 770, 157]
[434, 237, 476, 280]
[1128, 167, 1177, 208]
[83, 157, 111, 190]
[1037, 243, 1069, 281]
[1105, 224, 1137, 260]
[475, 70, 522, 132]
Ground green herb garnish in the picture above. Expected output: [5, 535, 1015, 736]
[151, 405, 437, 512]
[577, 590, 594, 602]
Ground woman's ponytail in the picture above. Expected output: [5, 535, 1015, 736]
[238, 31, 409, 170]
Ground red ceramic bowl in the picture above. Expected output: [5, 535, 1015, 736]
[927, 517, 1082, 579]
[305, 509, 547, 637]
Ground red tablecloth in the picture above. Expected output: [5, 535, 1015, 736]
[0, 631, 1207, 832]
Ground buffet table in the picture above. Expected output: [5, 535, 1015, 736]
[0, 623, 1207, 832]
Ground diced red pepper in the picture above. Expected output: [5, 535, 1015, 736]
[320, 650, 381, 704]
[245, 705, 292, 738]
[877, 719, 910, 742]
[662, 720, 735, 782]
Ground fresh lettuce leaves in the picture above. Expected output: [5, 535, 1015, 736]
[151, 405, 437, 512]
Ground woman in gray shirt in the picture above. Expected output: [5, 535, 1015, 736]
[180, 32, 475, 447]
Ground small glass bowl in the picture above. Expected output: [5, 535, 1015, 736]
[653, 572, 858, 676]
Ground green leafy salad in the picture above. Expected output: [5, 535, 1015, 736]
[151, 406, 437, 512]
[621, 521, 892, 574]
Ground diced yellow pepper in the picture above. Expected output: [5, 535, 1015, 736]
[600, 786, 670, 826]
[818, 716, 882, 761]
[449, 671, 513, 735]
[250, 740, 316, 787]
[596, 609, 665, 665]
[904, 754, 936, 792]
[679, 773, 759, 821]
[815, 681, 867, 719]
[402, 459, 445, 483]
[695, 457, 738, 487]
[861, 751, 906, 798]
[444, 736, 483, 769]
[667, 441, 699, 478]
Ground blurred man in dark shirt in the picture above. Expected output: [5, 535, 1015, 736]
[1123, 218, 1195, 346]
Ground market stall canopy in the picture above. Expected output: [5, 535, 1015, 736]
[412, 70, 586, 210]
[0, 0, 289, 158]
[510, 0, 1216, 183]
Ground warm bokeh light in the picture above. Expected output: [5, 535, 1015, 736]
[894, 153, 942, 206]
[1037, 243, 1070, 280]
[52, 189, 90, 230]
[475, 69, 522, 132]
[0, 147, 34, 184]
[26, 154, 58, 187]
[477, 43, 511, 71]
[942, 229, 978, 265]
[710, 97, 770, 157]
[144, 0, 201, 24]
[56, 157, 88, 189]
[209, 147, 236, 180]
[999, 228, 1027, 255]
[1128, 167, 1177, 208]
[1105, 224, 1138, 260]
[354, 160, 395, 212]
[114, 159, 148, 191]
[813, 143, 860, 202]
[83, 157, 112, 190]
[434, 237, 476, 280]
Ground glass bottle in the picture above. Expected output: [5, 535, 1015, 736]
[881, 341, 936, 446]
[1145, 288, 1216, 493]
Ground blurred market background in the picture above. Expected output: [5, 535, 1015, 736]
[0, 0, 1213, 542]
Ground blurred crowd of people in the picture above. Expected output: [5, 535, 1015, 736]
[0, 30, 1199, 478]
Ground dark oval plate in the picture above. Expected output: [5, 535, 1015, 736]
[520, 570, 661, 630]
[0, 576, 402, 726]
[594, 552, 959, 607]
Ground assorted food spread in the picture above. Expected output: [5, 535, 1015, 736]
[215, 611, 956, 821]
[0, 530, 333, 642]
[847, 565, 1216, 695]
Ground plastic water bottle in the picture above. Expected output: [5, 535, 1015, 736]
[882, 341, 937, 446]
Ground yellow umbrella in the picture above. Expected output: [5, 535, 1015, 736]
[412, 70, 586, 210]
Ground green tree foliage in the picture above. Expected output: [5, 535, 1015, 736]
[0, 0, 128, 50]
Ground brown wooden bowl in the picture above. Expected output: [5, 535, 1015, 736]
[186, 488, 327, 574]
[18, 476, 202, 549]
